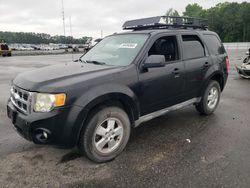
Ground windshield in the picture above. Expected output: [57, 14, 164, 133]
[80, 34, 148, 66]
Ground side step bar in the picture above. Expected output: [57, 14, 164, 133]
[134, 98, 201, 127]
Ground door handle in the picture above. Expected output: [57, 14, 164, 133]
[172, 68, 179, 74]
[172, 68, 180, 78]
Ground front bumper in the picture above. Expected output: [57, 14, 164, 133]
[236, 66, 250, 79]
[7, 99, 88, 148]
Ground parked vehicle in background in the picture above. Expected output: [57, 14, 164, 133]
[30, 45, 41, 50]
[7, 16, 228, 163]
[236, 48, 250, 78]
[22, 44, 34, 51]
[0, 43, 12, 56]
[58, 44, 68, 49]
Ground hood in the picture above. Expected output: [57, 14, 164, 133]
[13, 62, 120, 92]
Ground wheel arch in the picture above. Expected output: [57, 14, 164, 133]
[83, 92, 140, 125]
[74, 84, 140, 145]
[200, 71, 225, 96]
[210, 73, 224, 91]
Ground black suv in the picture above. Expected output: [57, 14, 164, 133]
[7, 16, 229, 162]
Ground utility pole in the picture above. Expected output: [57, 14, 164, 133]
[101, 30, 103, 38]
[70, 16, 73, 38]
[70, 16, 74, 61]
[61, 0, 66, 37]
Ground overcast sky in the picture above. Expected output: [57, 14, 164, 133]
[0, 0, 247, 38]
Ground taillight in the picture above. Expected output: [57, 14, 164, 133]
[226, 56, 229, 74]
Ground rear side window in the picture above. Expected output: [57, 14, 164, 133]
[203, 34, 225, 55]
[182, 35, 205, 60]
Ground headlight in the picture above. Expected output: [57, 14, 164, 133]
[34, 93, 66, 112]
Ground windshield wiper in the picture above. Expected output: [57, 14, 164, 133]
[86, 60, 106, 65]
[78, 59, 107, 65]
[76, 58, 87, 63]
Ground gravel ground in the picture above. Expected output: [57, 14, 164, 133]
[0, 50, 250, 188]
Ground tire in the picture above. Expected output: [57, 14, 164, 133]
[78, 106, 131, 163]
[196, 80, 221, 115]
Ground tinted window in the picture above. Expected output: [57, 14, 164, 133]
[148, 36, 179, 61]
[182, 35, 205, 60]
[203, 34, 225, 55]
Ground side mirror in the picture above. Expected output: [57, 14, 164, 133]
[246, 49, 250, 56]
[143, 55, 166, 68]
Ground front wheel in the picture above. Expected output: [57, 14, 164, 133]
[196, 80, 221, 115]
[78, 106, 131, 163]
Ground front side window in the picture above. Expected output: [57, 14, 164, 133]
[81, 34, 148, 66]
[182, 35, 205, 60]
[148, 36, 179, 62]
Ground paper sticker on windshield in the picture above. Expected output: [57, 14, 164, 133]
[119, 43, 138, 49]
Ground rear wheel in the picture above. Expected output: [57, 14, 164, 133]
[196, 80, 221, 115]
[78, 106, 131, 163]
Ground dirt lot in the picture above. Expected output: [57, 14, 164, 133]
[0, 50, 250, 188]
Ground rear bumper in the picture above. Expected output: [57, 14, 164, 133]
[7, 99, 88, 148]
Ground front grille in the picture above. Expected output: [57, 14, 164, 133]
[10, 86, 32, 114]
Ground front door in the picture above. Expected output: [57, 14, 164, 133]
[138, 35, 185, 115]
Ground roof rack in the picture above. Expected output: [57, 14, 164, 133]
[122, 16, 208, 31]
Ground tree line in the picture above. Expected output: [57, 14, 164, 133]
[0, 31, 90, 44]
[166, 2, 250, 42]
[1, 2, 249, 44]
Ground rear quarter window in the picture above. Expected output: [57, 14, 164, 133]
[203, 34, 225, 55]
[182, 35, 205, 60]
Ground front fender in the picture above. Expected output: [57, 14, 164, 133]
[75, 83, 140, 120]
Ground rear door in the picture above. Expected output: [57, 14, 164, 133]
[202, 34, 228, 74]
[180, 34, 212, 99]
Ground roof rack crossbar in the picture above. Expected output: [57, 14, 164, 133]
[122, 16, 208, 31]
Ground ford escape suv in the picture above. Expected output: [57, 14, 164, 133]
[7, 16, 229, 162]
